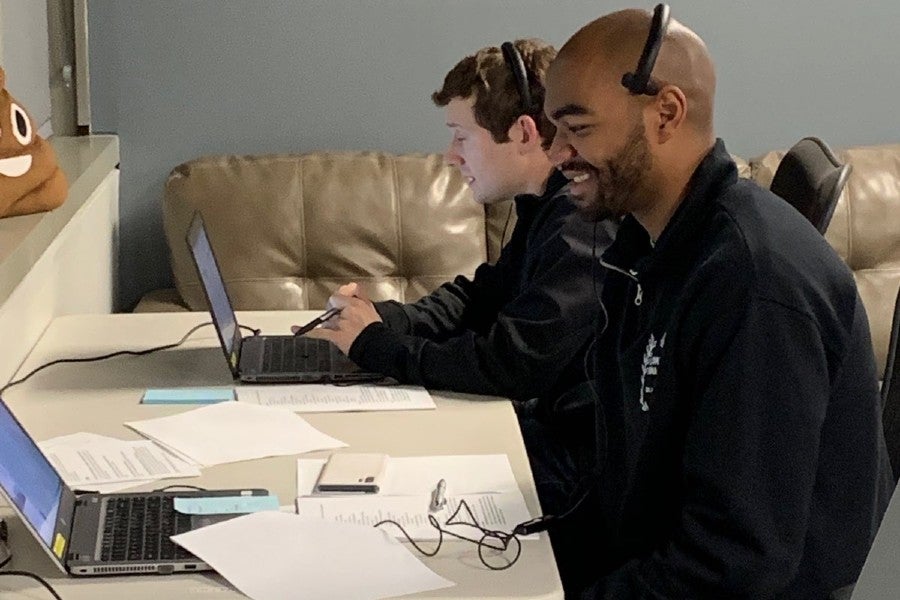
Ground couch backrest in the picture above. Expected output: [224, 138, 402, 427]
[161, 146, 898, 377]
[751, 144, 900, 375]
[164, 152, 513, 310]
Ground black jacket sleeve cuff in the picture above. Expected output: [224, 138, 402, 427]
[373, 300, 412, 334]
[348, 321, 407, 380]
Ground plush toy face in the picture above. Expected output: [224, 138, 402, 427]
[0, 67, 67, 218]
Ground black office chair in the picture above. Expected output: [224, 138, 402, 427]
[769, 136, 851, 234]
[881, 285, 900, 483]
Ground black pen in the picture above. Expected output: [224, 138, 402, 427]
[292, 307, 342, 336]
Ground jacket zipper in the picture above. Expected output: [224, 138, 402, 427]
[599, 258, 643, 306]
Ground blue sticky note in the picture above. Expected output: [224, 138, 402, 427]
[173, 495, 279, 515]
[141, 388, 235, 405]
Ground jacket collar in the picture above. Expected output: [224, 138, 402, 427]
[601, 138, 738, 276]
[514, 168, 569, 216]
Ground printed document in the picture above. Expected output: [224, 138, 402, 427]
[236, 384, 435, 413]
[297, 454, 520, 497]
[125, 402, 346, 467]
[171, 511, 454, 600]
[39, 432, 200, 491]
[295, 491, 536, 541]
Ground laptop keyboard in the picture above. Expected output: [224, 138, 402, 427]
[262, 337, 333, 374]
[99, 496, 193, 563]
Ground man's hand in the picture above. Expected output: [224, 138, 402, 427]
[327, 282, 364, 309]
[292, 282, 381, 355]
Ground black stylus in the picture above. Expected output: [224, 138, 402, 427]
[292, 307, 342, 336]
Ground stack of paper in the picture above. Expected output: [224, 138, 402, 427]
[171, 511, 454, 600]
[296, 492, 534, 541]
[296, 454, 521, 496]
[125, 402, 346, 467]
[39, 432, 201, 493]
[236, 384, 436, 413]
[295, 455, 537, 541]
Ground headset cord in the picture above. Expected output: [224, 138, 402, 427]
[500, 201, 515, 249]
[570, 222, 611, 516]
[376, 498, 523, 570]
[0, 322, 260, 397]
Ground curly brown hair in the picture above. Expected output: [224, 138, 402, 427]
[432, 38, 557, 144]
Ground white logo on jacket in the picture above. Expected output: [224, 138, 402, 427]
[639, 333, 666, 412]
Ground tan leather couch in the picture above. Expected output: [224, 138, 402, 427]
[751, 144, 900, 376]
[135, 144, 899, 377]
[138, 152, 516, 312]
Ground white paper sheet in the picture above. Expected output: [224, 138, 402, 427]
[38, 432, 200, 488]
[297, 454, 520, 497]
[295, 491, 536, 541]
[125, 402, 346, 467]
[171, 511, 454, 600]
[236, 384, 436, 413]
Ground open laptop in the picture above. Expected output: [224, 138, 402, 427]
[0, 397, 267, 576]
[186, 212, 382, 383]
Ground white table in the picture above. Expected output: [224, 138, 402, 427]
[0, 311, 562, 599]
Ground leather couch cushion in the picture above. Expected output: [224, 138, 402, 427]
[164, 152, 507, 311]
[752, 144, 900, 375]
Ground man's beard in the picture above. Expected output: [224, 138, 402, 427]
[569, 120, 652, 222]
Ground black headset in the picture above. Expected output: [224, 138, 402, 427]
[500, 41, 535, 115]
[620, 3, 671, 96]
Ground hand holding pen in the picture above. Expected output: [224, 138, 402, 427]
[291, 307, 342, 336]
[291, 282, 383, 355]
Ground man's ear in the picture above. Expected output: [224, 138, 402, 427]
[653, 84, 687, 143]
[510, 115, 541, 151]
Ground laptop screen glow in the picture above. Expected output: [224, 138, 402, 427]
[0, 399, 63, 546]
[189, 222, 239, 358]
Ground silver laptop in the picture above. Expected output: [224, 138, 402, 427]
[186, 212, 382, 383]
[0, 397, 267, 576]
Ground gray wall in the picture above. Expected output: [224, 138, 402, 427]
[1, 0, 52, 134]
[86, 1, 900, 310]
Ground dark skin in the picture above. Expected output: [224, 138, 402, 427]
[544, 9, 717, 241]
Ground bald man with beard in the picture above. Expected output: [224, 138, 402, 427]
[537, 8, 893, 599]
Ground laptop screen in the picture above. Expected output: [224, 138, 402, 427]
[186, 214, 243, 374]
[0, 398, 64, 546]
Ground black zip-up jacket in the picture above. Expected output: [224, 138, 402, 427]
[582, 140, 892, 599]
[348, 170, 615, 402]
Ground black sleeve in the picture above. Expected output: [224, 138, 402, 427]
[373, 260, 506, 341]
[351, 214, 604, 400]
[590, 297, 835, 598]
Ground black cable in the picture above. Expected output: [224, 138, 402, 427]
[0, 321, 254, 396]
[152, 484, 208, 493]
[239, 324, 261, 336]
[0, 517, 8, 569]
[0, 322, 263, 599]
[0, 572, 64, 600]
[500, 202, 515, 249]
[375, 499, 522, 570]
[522, 221, 611, 536]
[588, 221, 610, 381]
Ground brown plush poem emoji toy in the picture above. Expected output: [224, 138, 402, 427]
[0, 67, 67, 218]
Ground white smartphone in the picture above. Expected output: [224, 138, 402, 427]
[314, 453, 389, 494]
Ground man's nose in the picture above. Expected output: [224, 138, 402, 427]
[545, 132, 575, 168]
[443, 144, 463, 167]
